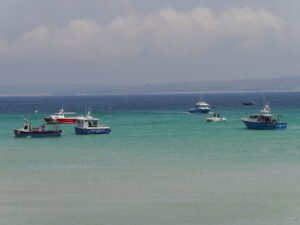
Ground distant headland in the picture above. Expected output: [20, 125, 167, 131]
[1, 76, 300, 96]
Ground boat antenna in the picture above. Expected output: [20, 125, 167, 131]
[85, 101, 87, 115]
[25, 112, 30, 122]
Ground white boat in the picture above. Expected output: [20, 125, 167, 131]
[261, 102, 271, 114]
[206, 113, 227, 122]
[75, 110, 111, 135]
[189, 100, 210, 114]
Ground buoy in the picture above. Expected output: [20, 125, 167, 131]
[38, 130, 42, 133]
[17, 131, 20, 135]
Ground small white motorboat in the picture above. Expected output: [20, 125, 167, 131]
[206, 113, 227, 122]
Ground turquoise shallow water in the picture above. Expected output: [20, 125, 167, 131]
[1, 94, 300, 225]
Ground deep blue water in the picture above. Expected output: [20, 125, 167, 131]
[0, 92, 300, 113]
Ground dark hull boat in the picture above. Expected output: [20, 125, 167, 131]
[14, 129, 62, 137]
[241, 121, 287, 130]
[75, 127, 111, 135]
[242, 100, 255, 106]
[14, 120, 62, 138]
[189, 108, 210, 114]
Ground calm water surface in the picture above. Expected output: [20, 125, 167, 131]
[1, 92, 300, 225]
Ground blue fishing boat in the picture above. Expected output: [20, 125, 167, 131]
[75, 111, 111, 135]
[241, 114, 287, 130]
[189, 100, 210, 114]
[14, 119, 62, 137]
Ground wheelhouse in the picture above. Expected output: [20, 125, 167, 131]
[23, 122, 31, 131]
[247, 114, 284, 124]
[77, 118, 100, 128]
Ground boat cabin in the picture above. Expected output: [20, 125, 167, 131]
[52, 108, 76, 118]
[249, 114, 283, 124]
[23, 122, 31, 131]
[77, 118, 100, 128]
[194, 101, 210, 110]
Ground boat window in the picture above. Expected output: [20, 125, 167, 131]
[250, 115, 258, 119]
[261, 116, 272, 123]
[92, 120, 98, 127]
[24, 125, 28, 129]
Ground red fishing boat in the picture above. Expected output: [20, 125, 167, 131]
[44, 108, 78, 124]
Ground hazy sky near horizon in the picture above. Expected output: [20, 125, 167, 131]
[0, 0, 299, 85]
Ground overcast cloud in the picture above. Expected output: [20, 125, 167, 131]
[0, 0, 299, 85]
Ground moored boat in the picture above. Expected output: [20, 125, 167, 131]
[241, 114, 287, 130]
[44, 107, 78, 124]
[206, 113, 226, 122]
[260, 102, 271, 114]
[243, 100, 255, 106]
[14, 119, 62, 137]
[75, 111, 111, 135]
[189, 100, 210, 114]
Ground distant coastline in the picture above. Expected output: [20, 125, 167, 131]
[0, 93, 52, 97]
[2, 89, 300, 97]
[73, 89, 300, 96]
[1, 76, 300, 96]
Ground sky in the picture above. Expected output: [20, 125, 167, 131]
[0, 0, 299, 86]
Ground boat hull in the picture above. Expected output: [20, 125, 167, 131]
[189, 108, 210, 114]
[207, 118, 226, 122]
[44, 117, 78, 124]
[14, 129, 63, 137]
[243, 100, 255, 105]
[75, 127, 111, 135]
[242, 121, 287, 130]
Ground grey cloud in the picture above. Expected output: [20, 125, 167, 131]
[98, 0, 135, 16]
[0, 7, 286, 60]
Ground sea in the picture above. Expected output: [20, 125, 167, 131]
[1, 92, 300, 225]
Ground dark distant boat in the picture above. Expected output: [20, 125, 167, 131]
[242, 100, 255, 106]
[241, 114, 287, 130]
[14, 119, 62, 137]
